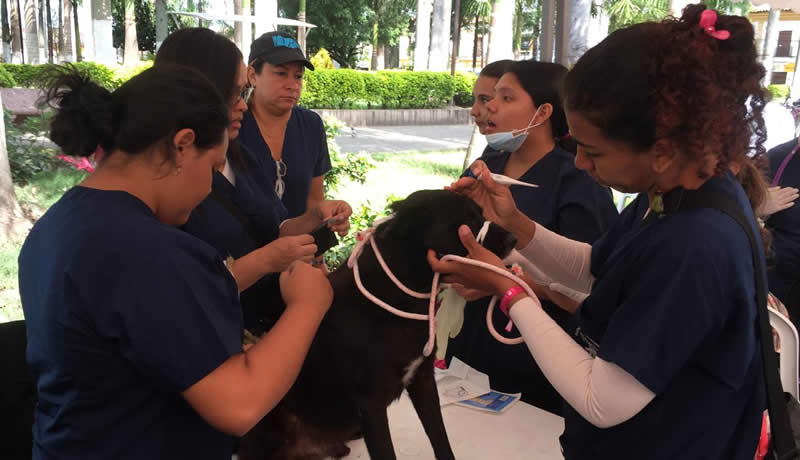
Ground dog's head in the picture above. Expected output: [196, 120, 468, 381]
[375, 190, 517, 260]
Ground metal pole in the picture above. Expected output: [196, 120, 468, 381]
[540, 0, 554, 63]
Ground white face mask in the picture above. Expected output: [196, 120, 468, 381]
[485, 106, 545, 153]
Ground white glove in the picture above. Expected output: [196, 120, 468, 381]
[435, 288, 468, 360]
[757, 186, 799, 217]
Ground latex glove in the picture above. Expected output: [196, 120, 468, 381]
[757, 186, 799, 217]
[435, 288, 468, 360]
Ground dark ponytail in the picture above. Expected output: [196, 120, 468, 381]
[506, 60, 575, 154]
[44, 64, 229, 162]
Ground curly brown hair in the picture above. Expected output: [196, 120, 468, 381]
[564, 4, 768, 179]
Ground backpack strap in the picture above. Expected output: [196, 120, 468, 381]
[675, 188, 797, 460]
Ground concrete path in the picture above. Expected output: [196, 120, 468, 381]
[334, 124, 473, 153]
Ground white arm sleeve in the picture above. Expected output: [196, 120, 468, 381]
[503, 251, 590, 303]
[515, 225, 595, 295]
[509, 297, 655, 428]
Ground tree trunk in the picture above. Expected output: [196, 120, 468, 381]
[487, 0, 513, 62]
[762, 8, 780, 86]
[513, 0, 521, 59]
[233, 0, 243, 48]
[1, 0, 11, 62]
[297, 0, 306, 54]
[462, 124, 487, 169]
[566, 0, 591, 65]
[57, 0, 63, 60]
[472, 14, 478, 69]
[70, 0, 79, 60]
[45, 0, 52, 62]
[91, 0, 113, 64]
[22, 0, 38, 63]
[123, 0, 138, 65]
[11, 0, 22, 62]
[413, 0, 432, 71]
[155, 0, 166, 50]
[428, 0, 450, 71]
[370, 20, 379, 70]
[450, 0, 461, 75]
[0, 93, 30, 242]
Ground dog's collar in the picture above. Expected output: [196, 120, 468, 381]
[347, 216, 528, 357]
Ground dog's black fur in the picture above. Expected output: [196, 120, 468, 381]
[238, 190, 517, 460]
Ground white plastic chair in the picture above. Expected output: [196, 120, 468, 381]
[769, 306, 800, 399]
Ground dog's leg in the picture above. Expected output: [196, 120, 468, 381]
[407, 363, 456, 460]
[357, 400, 397, 460]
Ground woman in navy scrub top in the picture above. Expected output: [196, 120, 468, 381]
[430, 6, 768, 459]
[241, 32, 334, 219]
[18, 65, 333, 460]
[154, 29, 351, 335]
[447, 60, 618, 415]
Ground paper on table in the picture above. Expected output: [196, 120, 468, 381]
[434, 357, 492, 406]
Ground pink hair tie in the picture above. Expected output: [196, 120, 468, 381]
[699, 10, 730, 40]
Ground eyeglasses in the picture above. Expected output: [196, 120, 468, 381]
[275, 159, 287, 198]
[236, 85, 254, 104]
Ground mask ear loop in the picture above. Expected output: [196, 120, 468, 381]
[511, 104, 546, 136]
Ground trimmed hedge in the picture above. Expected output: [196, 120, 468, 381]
[3, 61, 475, 110]
[768, 84, 791, 102]
[300, 69, 475, 109]
[2, 61, 151, 90]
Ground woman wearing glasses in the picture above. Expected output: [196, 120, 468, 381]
[240, 32, 334, 220]
[154, 28, 350, 336]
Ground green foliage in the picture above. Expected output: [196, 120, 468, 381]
[6, 110, 60, 185]
[113, 0, 156, 53]
[0, 65, 17, 87]
[113, 61, 153, 87]
[322, 194, 401, 269]
[2, 61, 152, 89]
[310, 48, 336, 70]
[453, 72, 477, 107]
[768, 84, 791, 102]
[299, 69, 460, 109]
[280, 0, 374, 68]
[301, 69, 367, 109]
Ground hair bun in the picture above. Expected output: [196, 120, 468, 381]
[45, 66, 113, 157]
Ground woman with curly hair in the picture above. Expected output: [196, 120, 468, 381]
[428, 4, 769, 458]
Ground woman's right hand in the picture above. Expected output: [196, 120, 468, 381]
[280, 261, 333, 317]
[447, 160, 521, 228]
[263, 235, 317, 273]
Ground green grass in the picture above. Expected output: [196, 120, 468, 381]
[334, 150, 464, 212]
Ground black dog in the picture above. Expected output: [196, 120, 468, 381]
[238, 190, 517, 460]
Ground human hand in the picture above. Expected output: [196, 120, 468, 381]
[450, 283, 492, 301]
[318, 200, 352, 236]
[427, 225, 518, 297]
[279, 261, 333, 317]
[757, 186, 799, 217]
[446, 160, 521, 229]
[263, 235, 317, 273]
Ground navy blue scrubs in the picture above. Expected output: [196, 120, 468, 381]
[447, 145, 619, 415]
[19, 187, 242, 460]
[766, 138, 800, 315]
[182, 144, 288, 335]
[239, 107, 332, 218]
[561, 173, 764, 459]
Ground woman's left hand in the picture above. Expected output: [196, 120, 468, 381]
[427, 225, 517, 296]
[318, 200, 352, 236]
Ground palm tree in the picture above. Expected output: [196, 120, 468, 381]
[23, 0, 39, 63]
[461, 0, 491, 70]
[487, 0, 513, 62]
[71, 0, 81, 60]
[45, 0, 53, 62]
[567, 0, 591, 64]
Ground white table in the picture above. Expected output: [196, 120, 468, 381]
[342, 392, 565, 459]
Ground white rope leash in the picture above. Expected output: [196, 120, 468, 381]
[347, 217, 527, 356]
